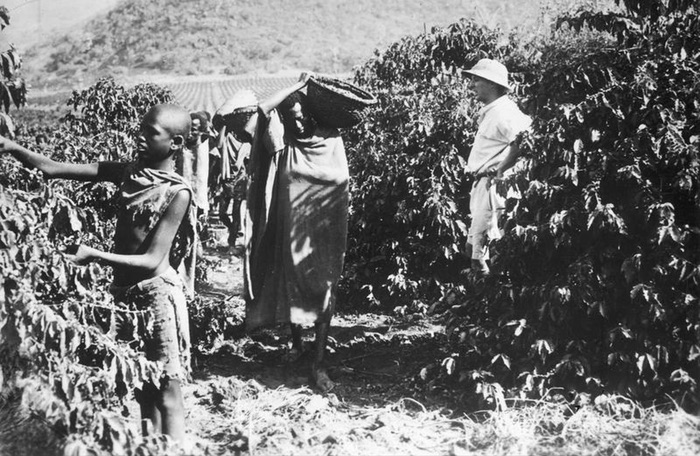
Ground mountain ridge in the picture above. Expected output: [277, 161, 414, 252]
[19, 0, 546, 91]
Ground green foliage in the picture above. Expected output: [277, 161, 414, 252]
[0, 186, 171, 454]
[62, 77, 173, 139]
[344, 3, 699, 406]
[343, 19, 527, 307]
[0, 78, 185, 454]
[188, 295, 245, 356]
[614, 0, 697, 20]
[439, 7, 699, 405]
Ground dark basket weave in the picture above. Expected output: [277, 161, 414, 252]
[224, 105, 257, 142]
[306, 76, 377, 128]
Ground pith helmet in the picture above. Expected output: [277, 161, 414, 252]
[462, 58, 511, 91]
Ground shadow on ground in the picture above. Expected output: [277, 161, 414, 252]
[190, 242, 452, 412]
[192, 315, 450, 410]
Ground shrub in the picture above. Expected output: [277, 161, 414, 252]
[343, 3, 700, 406]
[342, 19, 522, 308]
[0, 78, 188, 454]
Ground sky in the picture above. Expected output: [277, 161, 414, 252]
[2, 0, 120, 48]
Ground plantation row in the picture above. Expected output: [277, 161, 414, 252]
[28, 74, 351, 116]
[26, 76, 287, 113]
[167, 76, 284, 114]
[166, 74, 358, 114]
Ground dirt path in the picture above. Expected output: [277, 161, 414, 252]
[181, 238, 462, 455]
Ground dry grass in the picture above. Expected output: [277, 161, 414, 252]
[3, 241, 698, 455]
[177, 244, 700, 456]
[181, 374, 700, 456]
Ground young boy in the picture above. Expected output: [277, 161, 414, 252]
[0, 104, 194, 442]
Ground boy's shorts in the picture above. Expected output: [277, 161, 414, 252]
[109, 267, 191, 382]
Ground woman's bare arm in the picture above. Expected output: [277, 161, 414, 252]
[258, 72, 311, 116]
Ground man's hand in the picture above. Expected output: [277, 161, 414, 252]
[298, 72, 313, 85]
[63, 244, 95, 266]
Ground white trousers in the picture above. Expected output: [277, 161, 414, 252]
[467, 176, 505, 260]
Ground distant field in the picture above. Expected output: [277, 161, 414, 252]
[27, 73, 353, 114]
[16, 0, 617, 112]
[167, 75, 299, 114]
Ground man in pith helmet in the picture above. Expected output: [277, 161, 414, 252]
[462, 58, 532, 275]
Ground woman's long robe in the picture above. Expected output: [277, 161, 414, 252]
[244, 109, 349, 329]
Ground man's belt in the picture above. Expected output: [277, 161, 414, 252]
[473, 169, 498, 180]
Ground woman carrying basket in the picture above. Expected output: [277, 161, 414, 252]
[245, 73, 349, 392]
[212, 90, 258, 249]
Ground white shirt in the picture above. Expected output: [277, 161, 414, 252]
[467, 96, 532, 173]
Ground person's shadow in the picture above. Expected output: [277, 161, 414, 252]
[193, 316, 449, 409]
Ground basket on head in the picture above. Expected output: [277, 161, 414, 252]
[224, 106, 257, 143]
[306, 76, 377, 128]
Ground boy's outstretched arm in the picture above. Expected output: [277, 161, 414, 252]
[0, 135, 121, 181]
[67, 189, 191, 274]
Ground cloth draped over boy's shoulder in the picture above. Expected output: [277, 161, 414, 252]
[244, 108, 349, 330]
[117, 164, 196, 269]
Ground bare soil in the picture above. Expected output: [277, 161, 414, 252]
[180, 245, 700, 456]
[182, 238, 459, 455]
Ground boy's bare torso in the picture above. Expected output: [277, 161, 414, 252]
[112, 212, 156, 286]
[107, 163, 181, 287]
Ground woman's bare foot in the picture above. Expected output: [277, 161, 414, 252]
[311, 365, 335, 393]
[282, 346, 305, 363]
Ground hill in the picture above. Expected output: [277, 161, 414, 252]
[19, 0, 550, 91]
[1, 0, 120, 49]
